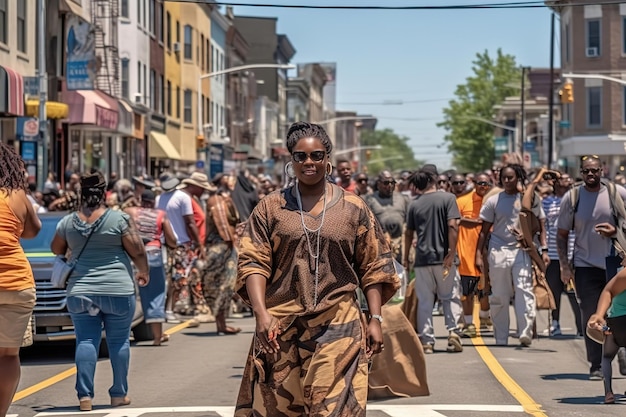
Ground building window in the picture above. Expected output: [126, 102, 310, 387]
[200, 34, 204, 71]
[159, 75, 164, 113]
[137, 61, 142, 95]
[176, 21, 180, 43]
[565, 23, 570, 63]
[157, 1, 164, 43]
[148, 0, 154, 35]
[150, 70, 156, 110]
[143, 64, 147, 105]
[137, 0, 141, 25]
[121, 58, 130, 99]
[166, 80, 172, 115]
[183, 89, 192, 123]
[143, 0, 147, 28]
[166, 12, 171, 48]
[587, 86, 602, 127]
[176, 86, 180, 118]
[205, 39, 210, 70]
[17, 1, 26, 52]
[623, 87, 626, 126]
[586, 19, 601, 56]
[0, 0, 6, 44]
[623, 17, 626, 55]
[121, 0, 129, 18]
[184, 25, 192, 60]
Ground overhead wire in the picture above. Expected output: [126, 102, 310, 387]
[172, 0, 624, 10]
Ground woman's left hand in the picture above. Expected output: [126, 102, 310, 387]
[366, 319, 384, 358]
[135, 270, 149, 287]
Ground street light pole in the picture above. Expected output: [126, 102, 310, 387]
[460, 115, 518, 156]
[313, 116, 377, 125]
[37, 0, 48, 190]
[197, 64, 296, 136]
[562, 73, 626, 86]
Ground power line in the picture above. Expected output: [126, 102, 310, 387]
[172, 0, 625, 10]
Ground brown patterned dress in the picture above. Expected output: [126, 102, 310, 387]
[235, 183, 399, 417]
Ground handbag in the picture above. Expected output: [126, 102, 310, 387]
[50, 223, 97, 289]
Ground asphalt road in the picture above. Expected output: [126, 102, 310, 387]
[8, 294, 626, 417]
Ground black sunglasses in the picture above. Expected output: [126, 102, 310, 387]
[357, 179, 368, 183]
[581, 168, 601, 175]
[380, 180, 396, 186]
[292, 151, 326, 163]
[476, 181, 491, 186]
[452, 181, 465, 186]
[438, 180, 448, 184]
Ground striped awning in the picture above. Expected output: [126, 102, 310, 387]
[0, 66, 24, 116]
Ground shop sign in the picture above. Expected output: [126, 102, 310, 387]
[66, 15, 96, 90]
[95, 106, 118, 130]
[16, 117, 39, 140]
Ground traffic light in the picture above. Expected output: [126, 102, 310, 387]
[196, 135, 205, 150]
[560, 82, 574, 104]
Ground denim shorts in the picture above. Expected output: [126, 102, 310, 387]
[0, 288, 36, 348]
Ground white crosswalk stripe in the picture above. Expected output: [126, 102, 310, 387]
[24, 404, 525, 416]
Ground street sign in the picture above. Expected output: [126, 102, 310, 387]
[494, 137, 509, 159]
[559, 120, 571, 128]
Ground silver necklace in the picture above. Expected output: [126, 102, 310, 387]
[295, 181, 328, 305]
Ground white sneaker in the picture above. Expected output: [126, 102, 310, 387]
[550, 322, 562, 336]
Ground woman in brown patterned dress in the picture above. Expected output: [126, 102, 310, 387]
[235, 122, 399, 417]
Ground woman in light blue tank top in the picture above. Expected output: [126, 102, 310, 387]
[589, 268, 626, 404]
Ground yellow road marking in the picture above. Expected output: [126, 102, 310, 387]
[471, 308, 548, 417]
[13, 320, 193, 402]
[13, 367, 76, 401]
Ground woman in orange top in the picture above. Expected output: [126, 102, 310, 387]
[0, 143, 41, 417]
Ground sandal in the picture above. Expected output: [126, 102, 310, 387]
[217, 326, 242, 335]
[605, 392, 615, 404]
[153, 334, 170, 346]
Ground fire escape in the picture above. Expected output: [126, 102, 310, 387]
[91, 0, 120, 97]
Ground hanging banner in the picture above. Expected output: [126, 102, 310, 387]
[66, 15, 97, 90]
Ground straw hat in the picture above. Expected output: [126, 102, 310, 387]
[181, 172, 216, 191]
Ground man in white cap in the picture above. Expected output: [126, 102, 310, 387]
[157, 173, 203, 323]
[178, 172, 217, 326]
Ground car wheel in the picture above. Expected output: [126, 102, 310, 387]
[132, 320, 153, 342]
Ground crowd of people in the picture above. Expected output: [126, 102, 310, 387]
[5, 122, 626, 413]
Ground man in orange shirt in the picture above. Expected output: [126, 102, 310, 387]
[456, 173, 492, 337]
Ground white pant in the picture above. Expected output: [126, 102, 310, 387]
[488, 246, 535, 345]
[413, 264, 463, 346]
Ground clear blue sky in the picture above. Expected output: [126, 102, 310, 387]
[233, 1, 556, 170]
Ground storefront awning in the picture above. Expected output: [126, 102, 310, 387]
[150, 131, 182, 160]
[59, 0, 91, 22]
[25, 100, 69, 120]
[63, 89, 119, 130]
[117, 99, 134, 136]
[0, 65, 24, 116]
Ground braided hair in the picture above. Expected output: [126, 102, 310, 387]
[285, 122, 333, 155]
[79, 171, 107, 208]
[498, 163, 527, 188]
[0, 142, 27, 192]
[409, 169, 437, 191]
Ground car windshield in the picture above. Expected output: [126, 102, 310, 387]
[20, 215, 63, 254]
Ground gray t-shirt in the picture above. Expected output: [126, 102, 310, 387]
[364, 192, 409, 238]
[56, 210, 135, 296]
[480, 191, 545, 249]
[406, 191, 460, 267]
[557, 184, 626, 269]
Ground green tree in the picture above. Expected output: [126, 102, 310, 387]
[438, 49, 521, 172]
[359, 128, 423, 175]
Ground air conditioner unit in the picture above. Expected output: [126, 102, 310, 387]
[586, 47, 599, 57]
[133, 93, 142, 104]
[173, 42, 181, 53]
[219, 126, 228, 137]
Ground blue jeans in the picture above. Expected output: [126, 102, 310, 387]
[139, 249, 166, 323]
[67, 294, 136, 399]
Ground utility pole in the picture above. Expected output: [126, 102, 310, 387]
[520, 66, 527, 157]
[548, 12, 555, 169]
[37, 0, 48, 190]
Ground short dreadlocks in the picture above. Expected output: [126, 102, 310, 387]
[0, 142, 27, 192]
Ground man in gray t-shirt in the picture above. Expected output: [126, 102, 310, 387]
[557, 156, 626, 380]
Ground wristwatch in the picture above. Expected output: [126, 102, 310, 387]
[371, 314, 383, 324]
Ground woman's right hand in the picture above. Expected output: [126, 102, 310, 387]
[588, 314, 606, 331]
[475, 254, 484, 274]
[255, 309, 281, 354]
